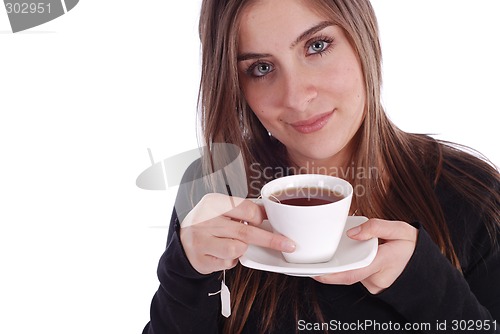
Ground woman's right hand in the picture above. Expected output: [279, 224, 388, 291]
[179, 193, 296, 275]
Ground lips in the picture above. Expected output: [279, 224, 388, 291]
[289, 111, 334, 134]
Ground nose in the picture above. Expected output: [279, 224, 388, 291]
[281, 66, 318, 112]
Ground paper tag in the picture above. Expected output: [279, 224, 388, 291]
[208, 270, 231, 318]
[220, 280, 231, 318]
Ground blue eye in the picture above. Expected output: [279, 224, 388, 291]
[249, 62, 274, 78]
[307, 38, 333, 55]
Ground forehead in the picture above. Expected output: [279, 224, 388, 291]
[238, 0, 328, 51]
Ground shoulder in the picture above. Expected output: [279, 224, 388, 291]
[436, 143, 499, 201]
[434, 143, 500, 269]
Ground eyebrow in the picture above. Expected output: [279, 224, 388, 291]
[290, 21, 334, 48]
[237, 21, 334, 62]
[237, 52, 272, 62]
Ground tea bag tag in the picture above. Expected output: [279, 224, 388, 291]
[208, 270, 231, 318]
[220, 280, 231, 317]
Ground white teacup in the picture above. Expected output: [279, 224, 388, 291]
[261, 174, 353, 264]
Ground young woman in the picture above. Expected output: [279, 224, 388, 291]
[143, 0, 500, 332]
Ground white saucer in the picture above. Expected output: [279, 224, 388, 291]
[239, 216, 377, 277]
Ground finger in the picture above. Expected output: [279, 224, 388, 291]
[312, 263, 380, 286]
[204, 237, 249, 260]
[198, 256, 238, 275]
[181, 193, 248, 227]
[222, 198, 267, 226]
[182, 194, 266, 228]
[214, 219, 296, 253]
[346, 219, 417, 242]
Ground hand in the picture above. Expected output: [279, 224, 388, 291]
[313, 218, 418, 294]
[180, 193, 296, 275]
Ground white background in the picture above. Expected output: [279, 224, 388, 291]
[0, 1, 498, 333]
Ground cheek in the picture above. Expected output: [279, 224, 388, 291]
[242, 84, 277, 117]
[331, 63, 361, 90]
[329, 66, 365, 109]
[240, 89, 274, 130]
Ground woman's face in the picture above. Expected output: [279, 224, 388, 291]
[238, 0, 365, 168]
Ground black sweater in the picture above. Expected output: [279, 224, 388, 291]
[142, 158, 500, 333]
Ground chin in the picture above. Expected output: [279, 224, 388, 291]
[290, 145, 345, 164]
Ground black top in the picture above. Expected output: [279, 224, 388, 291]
[142, 157, 500, 333]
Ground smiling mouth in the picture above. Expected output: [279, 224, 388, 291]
[288, 111, 334, 134]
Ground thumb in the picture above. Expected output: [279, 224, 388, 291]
[346, 218, 417, 242]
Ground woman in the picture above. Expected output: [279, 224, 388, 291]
[143, 0, 500, 333]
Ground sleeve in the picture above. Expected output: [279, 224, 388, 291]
[377, 155, 500, 333]
[142, 209, 223, 334]
[377, 225, 500, 333]
[142, 159, 224, 334]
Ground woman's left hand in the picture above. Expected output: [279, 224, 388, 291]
[313, 218, 418, 294]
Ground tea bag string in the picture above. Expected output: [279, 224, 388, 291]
[208, 269, 231, 318]
[208, 169, 234, 318]
[257, 193, 281, 203]
[209, 195, 269, 317]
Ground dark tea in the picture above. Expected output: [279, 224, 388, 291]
[270, 186, 344, 206]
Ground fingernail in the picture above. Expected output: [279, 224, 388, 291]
[282, 240, 296, 253]
[347, 226, 361, 237]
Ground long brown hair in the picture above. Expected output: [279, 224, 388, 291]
[197, 0, 500, 332]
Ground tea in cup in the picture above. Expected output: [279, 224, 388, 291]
[260, 174, 353, 263]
